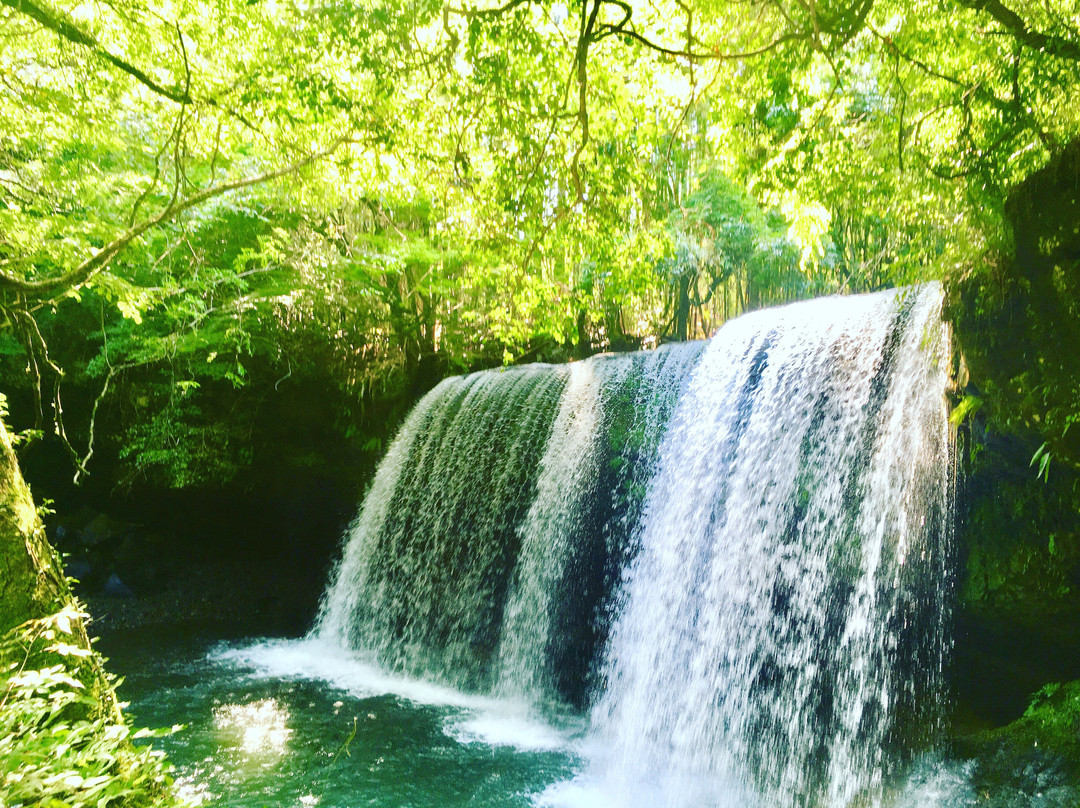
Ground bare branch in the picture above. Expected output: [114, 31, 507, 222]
[11, 307, 92, 479]
[73, 367, 116, 484]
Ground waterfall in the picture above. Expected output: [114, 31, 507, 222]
[591, 285, 952, 807]
[496, 343, 706, 704]
[494, 360, 607, 702]
[314, 285, 954, 807]
[315, 343, 705, 703]
[314, 365, 568, 690]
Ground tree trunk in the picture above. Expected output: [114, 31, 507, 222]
[0, 416, 118, 717]
[576, 308, 591, 358]
[0, 417, 69, 635]
[675, 273, 692, 341]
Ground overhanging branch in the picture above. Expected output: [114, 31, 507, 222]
[955, 0, 1080, 61]
[0, 141, 346, 300]
[596, 19, 798, 61]
[1, 0, 193, 103]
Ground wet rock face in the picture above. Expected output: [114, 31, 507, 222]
[1007, 140, 1080, 309]
[949, 138, 1080, 473]
[958, 429, 1080, 627]
[952, 417, 1080, 727]
[949, 386, 1080, 801]
[1006, 143, 1080, 468]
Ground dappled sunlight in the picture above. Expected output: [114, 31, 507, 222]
[213, 698, 293, 761]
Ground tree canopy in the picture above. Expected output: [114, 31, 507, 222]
[1, 0, 1078, 484]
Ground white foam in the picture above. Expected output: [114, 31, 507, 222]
[209, 638, 579, 753]
[445, 712, 572, 751]
[888, 755, 977, 807]
[212, 638, 497, 709]
[533, 772, 755, 808]
[533, 776, 608, 808]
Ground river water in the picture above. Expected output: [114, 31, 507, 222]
[103, 629, 987, 808]
[103, 632, 584, 808]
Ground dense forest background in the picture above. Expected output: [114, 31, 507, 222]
[1, 0, 1079, 645]
[1, 0, 1075, 487]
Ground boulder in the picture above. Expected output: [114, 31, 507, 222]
[103, 572, 134, 598]
[64, 558, 92, 582]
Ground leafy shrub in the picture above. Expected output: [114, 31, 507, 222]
[0, 608, 185, 808]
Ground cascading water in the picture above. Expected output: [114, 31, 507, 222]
[315, 341, 705, 706]
[494, 360, 608, 703]
[313, 284, 954, 807]
[495, 343, 706, 705]
[314, 365, 568, 689]
[590, 285, 953, 807]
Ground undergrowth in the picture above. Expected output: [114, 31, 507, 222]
[0, 606, 185, 807]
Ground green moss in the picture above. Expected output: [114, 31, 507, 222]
[0, 417, 71, 640]
[961, 680, 1080, 786]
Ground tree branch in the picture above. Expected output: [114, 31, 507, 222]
[1, 0, 193, 103]
[869, 24, 1058, 150]
[72, 367, 115, 484]
[955, 0, 1080, 61]
[445, 0, 531, 20]
[0, 141, 345, 300]
[596, 21, 798, 61]
[870, 25, 1011, 113]
[569, 0, 603, 203]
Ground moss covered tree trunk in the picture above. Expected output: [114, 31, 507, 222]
[0, 416, 118, 718]
[0, 418, 70, 635]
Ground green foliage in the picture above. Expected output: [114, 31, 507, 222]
[1, 609, 185, 808]
[959, 419, 1080, 625]
[1031, 442, 1053, 483]
[982, 679, 1080, 775]
[0, 0, 1078, 485]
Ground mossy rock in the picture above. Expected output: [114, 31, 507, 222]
[956, 680, 1080, 804]
[0, 418, 69, 639]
